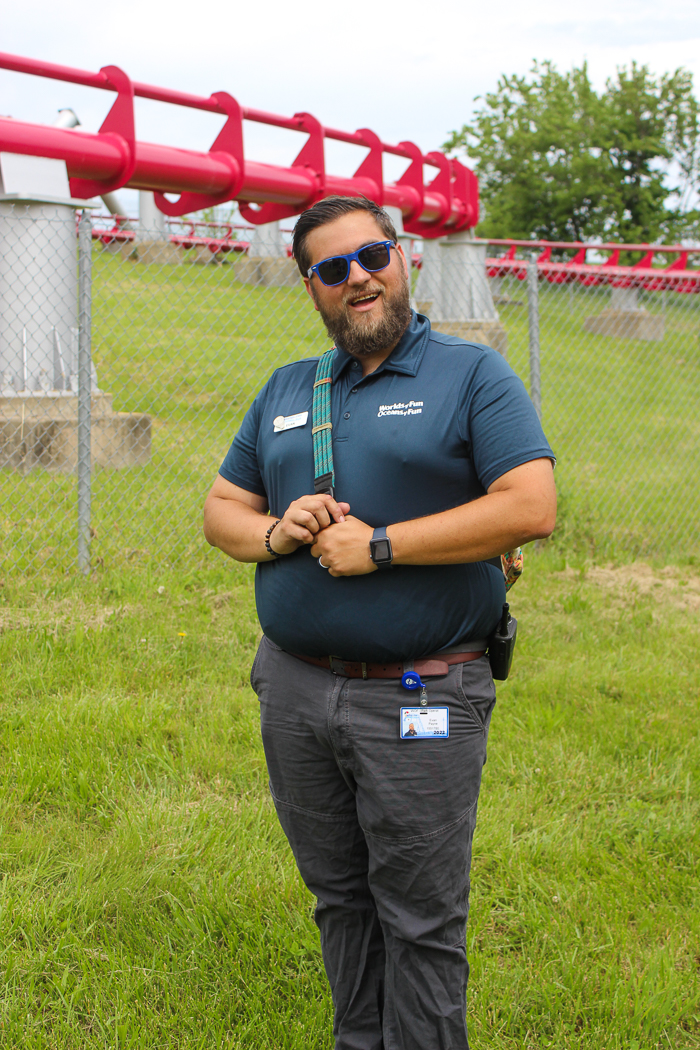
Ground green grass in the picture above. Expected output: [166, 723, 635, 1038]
[1, 250, 699, 574]
[0, 551, 698, 1047]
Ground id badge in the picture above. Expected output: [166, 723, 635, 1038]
[400, 706, 449, 739]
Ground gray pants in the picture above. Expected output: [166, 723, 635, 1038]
[251, 636, 496, 1050]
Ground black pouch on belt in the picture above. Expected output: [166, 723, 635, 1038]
[488, 602, 518, 681]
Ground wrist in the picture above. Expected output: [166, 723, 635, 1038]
[265, 518, 282, 558]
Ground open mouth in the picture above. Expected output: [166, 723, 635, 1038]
[348, 292, 381, 312]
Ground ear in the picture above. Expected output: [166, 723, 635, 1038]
[303, 276, 320, 312]
[395, 243, 410, 279]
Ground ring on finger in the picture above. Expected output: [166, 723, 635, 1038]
[318, 557, 330, 569]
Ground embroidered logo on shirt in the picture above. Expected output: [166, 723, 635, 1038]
[377, 401, 423, 418]
[273, 411, 308, 432]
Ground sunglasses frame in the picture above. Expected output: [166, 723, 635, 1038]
[307, 240, 396, 287]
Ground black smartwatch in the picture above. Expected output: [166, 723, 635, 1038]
[369, 526, 393, 570]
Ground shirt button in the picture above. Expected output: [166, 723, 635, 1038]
[351, 388, 358, 393]
[343, 412, 350, 419]
[351, 361, 359, 369]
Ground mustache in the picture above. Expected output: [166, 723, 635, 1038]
[342, 284, 384, 306]
[309, 282, 384, 312]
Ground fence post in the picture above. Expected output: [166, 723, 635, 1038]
[77, 211, 92, 574]
[527, 260, 541, 420]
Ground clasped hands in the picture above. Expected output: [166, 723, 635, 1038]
[268, 493, 377, 577]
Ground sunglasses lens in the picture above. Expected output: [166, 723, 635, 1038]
[317, 257, 349, 285]
[358, 243, 391, 272]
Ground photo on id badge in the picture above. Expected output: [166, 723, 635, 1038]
[400, 706, 449, 739]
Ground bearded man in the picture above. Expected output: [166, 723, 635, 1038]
[203, 195, 556, 1050]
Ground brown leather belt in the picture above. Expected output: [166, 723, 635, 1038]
[288, 650, 486, 679]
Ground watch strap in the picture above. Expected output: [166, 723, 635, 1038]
[370, 526, 393, 569]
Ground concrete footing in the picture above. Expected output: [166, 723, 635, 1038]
[236, 220, 299, 287]
[135, 240, 182, 266]
[583, 309, 665, 341]
[101, 239, 136, 259]
[236, 257, 299, 287]
[415, 233, 508, 357]
[488, 277, 523, 306]
[425, 317, 509, 355]
[184, 245, 223, 265]
[0, 392, 151, 472]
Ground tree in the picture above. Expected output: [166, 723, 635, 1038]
[601, 63, 699, 241]
[444, 61, 699, 244]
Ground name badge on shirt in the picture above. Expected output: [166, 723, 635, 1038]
[273, 411, 308, 433]
[400, 707, 449, 739]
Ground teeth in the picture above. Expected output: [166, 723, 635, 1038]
[352, 294, 378, 304]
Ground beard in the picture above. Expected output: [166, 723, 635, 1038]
[312, 267, 413, 358]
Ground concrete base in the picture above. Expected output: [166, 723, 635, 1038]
[583, 309, 665, 342]
[134, 241, 182, 266]
[415, 306, 508, 357]
[488, 278, 523, 306]
[184, 245, 224, 266]
[0, 392, 151, 472]
[101, 239, 137, 259]
[236, 257, 299, 288]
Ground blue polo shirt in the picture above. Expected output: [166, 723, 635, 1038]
[219, 312, 554, 662]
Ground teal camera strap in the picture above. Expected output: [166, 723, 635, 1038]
[312, 347, 336, 497]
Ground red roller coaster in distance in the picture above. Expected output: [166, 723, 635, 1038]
[0, 51, 478, 239]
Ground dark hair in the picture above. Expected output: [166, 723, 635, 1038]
[292, 195, 398, 277]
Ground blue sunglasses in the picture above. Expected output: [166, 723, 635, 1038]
[307, 240, 396, 287]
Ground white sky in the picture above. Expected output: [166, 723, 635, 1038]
[2, 0, 700, 214]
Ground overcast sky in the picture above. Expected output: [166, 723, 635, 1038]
[2, 0, 700, 213]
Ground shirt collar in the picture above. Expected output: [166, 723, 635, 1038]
[331, 311, 431, 381]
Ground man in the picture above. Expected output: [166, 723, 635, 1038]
[203, 195, 556, 1049]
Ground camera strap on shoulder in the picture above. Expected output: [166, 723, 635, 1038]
[310, 346, 523, 591]
[312, 347, 336, 497]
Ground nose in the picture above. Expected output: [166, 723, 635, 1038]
[346, 258, 370, 285]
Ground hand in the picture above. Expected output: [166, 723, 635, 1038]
[270, 494, 351, 556]
[310, 516, 376, 577]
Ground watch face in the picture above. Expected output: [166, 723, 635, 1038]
[372, 539, 391, 563]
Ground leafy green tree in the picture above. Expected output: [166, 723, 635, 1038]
[444, 61, 699, 243]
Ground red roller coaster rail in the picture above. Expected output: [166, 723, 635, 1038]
[483, 239, 700, 294]
[0, 52, 478, 238]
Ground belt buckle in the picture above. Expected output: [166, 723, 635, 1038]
[329, 656, 345, 675]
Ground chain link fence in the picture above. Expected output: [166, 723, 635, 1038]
[488, 263, 699, 559]
[1, 206, 698, 575]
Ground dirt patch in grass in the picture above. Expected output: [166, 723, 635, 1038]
[558, 562, 700, 613]
[0, 600, 135, 634]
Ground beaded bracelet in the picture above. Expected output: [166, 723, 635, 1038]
[265, 519, 282, 558]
